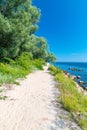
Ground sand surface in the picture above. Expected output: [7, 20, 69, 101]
[0, 66, 81, 130]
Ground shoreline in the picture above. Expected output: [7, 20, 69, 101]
[49, 64, 87, 129]
[63, 71, 87, 96]
[54, 62, 87, 90]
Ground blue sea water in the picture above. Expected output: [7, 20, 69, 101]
[54, 62, 87, 89]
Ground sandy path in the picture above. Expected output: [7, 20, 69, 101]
[0, 66, 81, 130]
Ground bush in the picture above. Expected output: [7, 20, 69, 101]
[33, 59, 44, 70]
[0, 63, 15, 75]
[0, 52, 34, 84]
[16, 52, 33, 71]
[0, 54, 45, 84]
[0, 57, 15, 64]
[0, 63, 29, 84]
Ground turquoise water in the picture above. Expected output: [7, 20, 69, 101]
[54, 62, 87, 89]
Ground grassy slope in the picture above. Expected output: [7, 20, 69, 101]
[48, 65, 87, 130]
[0, 54, 44, 85]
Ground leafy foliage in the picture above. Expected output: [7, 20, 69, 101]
[0, 0, 56, 100]
[0, 0, 56, 62]
[33, 59, 44, 70]
[45, 52, 56, 62]
[16, 52, 33, 70]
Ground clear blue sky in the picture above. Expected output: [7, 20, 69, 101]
[33, 0, 87, 62]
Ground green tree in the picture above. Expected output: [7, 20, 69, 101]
[0, 0, 40, 59]
[0, 0, 56, 62]
[45, 52, 57, 62]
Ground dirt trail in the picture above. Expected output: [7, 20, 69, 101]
[0, 66, 81, 130]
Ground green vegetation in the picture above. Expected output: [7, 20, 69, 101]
[0, 0, 56, 101]
[0, 0, 56, 85]
[0, 52, 45, 84]
[49, 65, 87, 130]
[0, 0, 56, 61]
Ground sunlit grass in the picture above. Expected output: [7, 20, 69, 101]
[0, 53, 44, 85]
[49, 65, 87, 130]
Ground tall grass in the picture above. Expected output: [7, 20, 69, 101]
[0, 52, 44, 85]
[49, 65, 87, 130]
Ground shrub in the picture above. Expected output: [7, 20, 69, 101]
[33, 58, 44, 70]
[0, 63, 15, 75]
[16, 52, 33, 71]
[1, 57, 15, 64]
[0, 63, 28, 84]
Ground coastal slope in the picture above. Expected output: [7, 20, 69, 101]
[0, 66, 81, 130]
